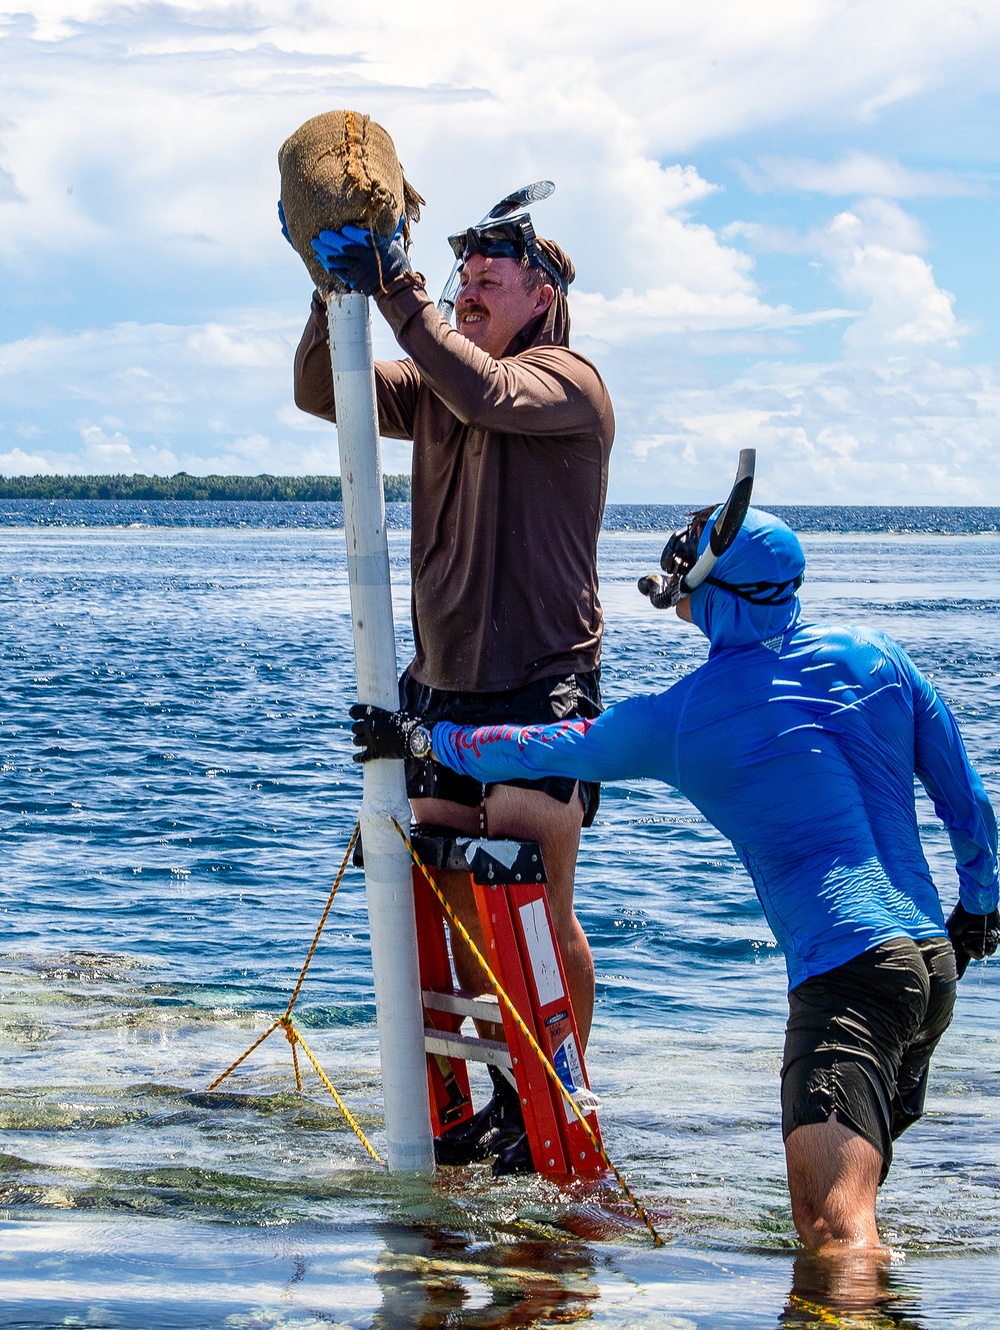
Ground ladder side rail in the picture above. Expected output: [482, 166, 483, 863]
[472, 879, 571, 1177]
[509, 881, 606, 1177]
[412, 865, 474, 1134]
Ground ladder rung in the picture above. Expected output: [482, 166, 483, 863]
[422, 988, 502, 1022]
[424, 1030, 512, 1069]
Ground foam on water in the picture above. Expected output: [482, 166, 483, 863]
[0, 514, 998, 1327]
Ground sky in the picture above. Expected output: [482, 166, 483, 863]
[1, 0, 999, 503]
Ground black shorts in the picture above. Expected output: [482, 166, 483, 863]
[398, 668, 603, 828]
[781, 936, 956, 1182]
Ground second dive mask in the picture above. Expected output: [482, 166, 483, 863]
[638, 449, 758, 609]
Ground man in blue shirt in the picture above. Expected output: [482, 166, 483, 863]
[351, 507, 999, 1257]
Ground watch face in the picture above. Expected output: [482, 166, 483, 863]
[409, 725, 432, 760]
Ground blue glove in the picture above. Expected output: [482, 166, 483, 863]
[278, 200, 293, 247]
[311, 218, 410, 296]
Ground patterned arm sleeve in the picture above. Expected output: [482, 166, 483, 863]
[431, 692, 680, 788]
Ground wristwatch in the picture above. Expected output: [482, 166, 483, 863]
[407, 724, 433, 760]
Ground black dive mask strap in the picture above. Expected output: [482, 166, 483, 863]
[703, 573, 804, 605]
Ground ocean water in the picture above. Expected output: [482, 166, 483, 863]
[0, 505, 997, 1329]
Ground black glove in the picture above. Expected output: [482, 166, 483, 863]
[349, 703, 432, 763]
[946, 900, 1000, 978]
[311, 220, 411, 297]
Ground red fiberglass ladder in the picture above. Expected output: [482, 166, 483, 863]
[410, 830, 605, 1179]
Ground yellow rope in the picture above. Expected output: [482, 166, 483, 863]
[205, 1019, 282, 1092]
[287, 1022, 383, 1164]
[204, 826, 381, 1164]
[285, 1017, 303, 1092]
[284, 824, 360, 1018]
[393, 817, 663, 1247]
[786, 1294, 849, 1325]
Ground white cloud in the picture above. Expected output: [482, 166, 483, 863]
[857, 74, 928, 122]
[610, 356, 1000, 503]
[0, 162, 21, 202]
[825, 198, 929, 255]
[0, 446, 57, 474]
[2, 0, 999, 275]
[0, 316, 299, 472]
[726, 199, 963, 354]
[0, 311, 420, 478]
[1, 0, 999, 500]
[817, 205, 965, 354]
[728, 199, 929, 258]
[185, 325, 290, 369]
[80, 422, 136, 465]
[571, 286, 849, 342]
[740, 151, 976, 198]
[836, 238, 963, 356]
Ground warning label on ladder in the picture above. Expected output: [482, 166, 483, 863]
[518, 897, 564, 1006]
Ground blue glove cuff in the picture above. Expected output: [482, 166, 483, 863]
[277, 200, 293, 247]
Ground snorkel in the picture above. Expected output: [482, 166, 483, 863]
[437, 180, 560, 323]
[638, 449, 757, 610]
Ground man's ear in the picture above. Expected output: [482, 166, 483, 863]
[533, 284, 555, 317]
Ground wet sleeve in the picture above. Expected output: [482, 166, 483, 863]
[374, 280, 608, 436]
[907, 652, 999, 913]
[431, 692, 681, 787]
[292, 290, 421, 439]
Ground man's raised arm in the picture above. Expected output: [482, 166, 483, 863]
[292, 289, 421, 439]
[374, 279, 611, 437]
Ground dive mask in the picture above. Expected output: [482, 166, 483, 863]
[446, 216, 569, 293]
[638, 449, 756, 609]
[437, 180, 558, 321]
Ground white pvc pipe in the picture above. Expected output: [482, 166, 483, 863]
[327, 291, 435, 1174]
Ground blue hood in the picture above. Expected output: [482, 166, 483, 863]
[689, 507, 805, 651]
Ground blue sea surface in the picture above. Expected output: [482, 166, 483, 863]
[4, 498, 1000, 533]
[0, 505, 998, 1328]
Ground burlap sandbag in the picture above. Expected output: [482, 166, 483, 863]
[278, 110, 424, 290]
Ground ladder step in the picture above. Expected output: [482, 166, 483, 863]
[424, 1030, 512, 1069]
[411, 831, 546, 885]
[422, 988, 502, 1022]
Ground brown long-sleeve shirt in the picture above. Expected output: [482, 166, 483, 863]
[294, 278, 615, 693]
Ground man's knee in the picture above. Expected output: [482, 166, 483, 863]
[785, 1117, 885, 1252]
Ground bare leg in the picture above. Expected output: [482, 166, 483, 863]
[785, 1114, 891, 1258]
[412, 784, 594, 1047]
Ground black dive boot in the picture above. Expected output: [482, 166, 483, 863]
[492, 1128, 536, 1176]
[434, 1065, 525, 1166]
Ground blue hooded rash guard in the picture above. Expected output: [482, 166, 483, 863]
[431, 509, 999, 990]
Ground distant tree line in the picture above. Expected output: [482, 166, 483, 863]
[0, 473, 412, 502]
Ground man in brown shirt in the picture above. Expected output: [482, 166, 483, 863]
[293, 210, 614, 1170]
